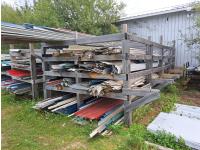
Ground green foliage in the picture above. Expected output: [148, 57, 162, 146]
[116, 124, 148, 150]
[1, 0, 125, 35]
[132, 104, 152, 123]
[33, 0, 61, 27]
[146, 131, 191, 150]
[1, 3, 22, 24]
[109, 124, 123, 134]
[53, 0, 125, 35]
[113, 124, 190, 150]
[159, 84, 178, 112]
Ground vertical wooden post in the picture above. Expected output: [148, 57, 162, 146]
[75, 57, 81, 108]
[146, 36, 153, 83]
[9, 44, 15, 62]
[172, 40, 176, 69]
[29, 43, 38, 99]
[42, 44, 48, 99]
[122, 24, 132, 126]
[159, 35, 164, 75]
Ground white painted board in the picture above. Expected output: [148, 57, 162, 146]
[147, 112, 200, 149]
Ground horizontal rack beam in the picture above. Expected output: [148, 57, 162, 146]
[46, 85, 127, 100]
[11, 77, 43, 84]
[129, 64, 171, 78]
[124, 92, 160, 113]
[76, 33, 124, 45]
[44, 71, 126, 80]
[127, 33, 173, 49]
[43, 55, 173, 62]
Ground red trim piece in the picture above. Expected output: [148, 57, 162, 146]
[75, 98, 123, 120]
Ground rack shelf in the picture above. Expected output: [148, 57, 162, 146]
[42, 24, 175, 125]
[8, 47, 43, 98]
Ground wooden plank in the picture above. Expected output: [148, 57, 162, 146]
[46, 86, 88, 95]
[121, 24, 132, 126]
[29, 43, 38, 99]
[43, 54, 154, 62]
[146, 37, 153, 83]
[76, 33, 124, 44]
[122, 88, 160, 96]
[51, 101, 77, 112]
[42, 46, 50, 99]
[127, 33, 172, 50]
[44, 71, 75, 78]
[48, 97, 76, 110]
[124, 92, 160, 113]
[46, 85, 127, 100]
[44, 71, 126, 80]
[129, 64, 171, 79]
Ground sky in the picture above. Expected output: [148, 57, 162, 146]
[2, 0, 200, 17]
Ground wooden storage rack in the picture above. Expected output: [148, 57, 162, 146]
[42, 25, 175, 125]
[6, 44, 43, 99]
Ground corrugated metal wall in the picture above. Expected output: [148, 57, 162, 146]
[119, 11, 200, 67]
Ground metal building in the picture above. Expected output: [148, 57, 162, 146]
[116, 3, 200, 67]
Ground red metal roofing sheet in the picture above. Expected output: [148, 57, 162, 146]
[7, 69, 30, 77]
[75, 98, 123, 120]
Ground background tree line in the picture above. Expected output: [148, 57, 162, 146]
[1, 0, 125, 35]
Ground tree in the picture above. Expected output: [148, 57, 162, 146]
[53, 0, 125, 35]
[1, 3, 22, 24]
[1, 0, 125, 35]
[32, 0, 62, 27]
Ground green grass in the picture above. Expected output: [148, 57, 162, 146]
[2, 91, 124, 150]
[1, 80, 193, 150]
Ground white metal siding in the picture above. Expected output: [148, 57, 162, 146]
[119, 11, 200, 67]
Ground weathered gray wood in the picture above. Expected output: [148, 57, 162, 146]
[76, 33, 124, 44]
[122, 24, 132, 126]
[42, 46, 50, 99]
[122, 88, 160, 96]
[43, 54, 155, 62]
[44, 71, 126, 80]
[29, 43, 38, 99]
[41, 25, 174, 128]
[129, 64, 171, 79]
[127, 33, 173, 50]
[146, 36, 153, 83]
[124, 92, 160, 113]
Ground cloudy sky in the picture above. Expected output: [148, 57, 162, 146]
[2, 0, 199, 17]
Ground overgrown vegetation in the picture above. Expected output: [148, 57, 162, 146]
[1, 0, 125, 35]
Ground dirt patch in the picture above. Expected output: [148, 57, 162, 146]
[37, 136, 54, 146]
[180, 91, 200, 106]
[63, 141, 87, 150]
[1, 106, 21, 118]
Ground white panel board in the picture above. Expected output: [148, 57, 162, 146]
[147, 112, 200, 149]
[171, 104, 200, 120]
